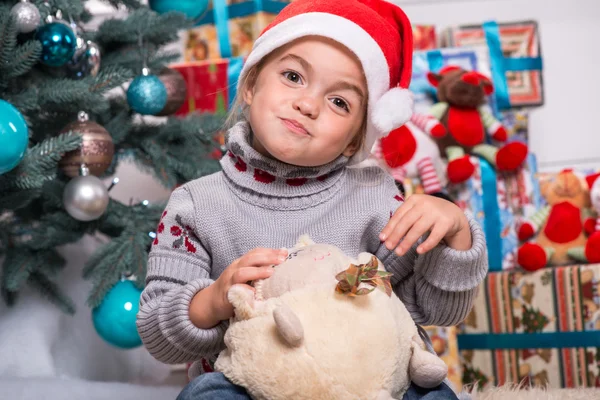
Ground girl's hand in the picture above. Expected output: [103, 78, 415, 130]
[379, 194, 471, 256]
[208, 248, 288, 322]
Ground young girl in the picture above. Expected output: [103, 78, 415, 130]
[137, 0, 488, 398]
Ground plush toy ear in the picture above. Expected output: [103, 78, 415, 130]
[426, 72, 442, 88]
[295, 234, 314, 248]
[480, 76, 494, 95]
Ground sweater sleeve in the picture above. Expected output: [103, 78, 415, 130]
[375, 193, 488, 327]
[136, 186, 227, 364]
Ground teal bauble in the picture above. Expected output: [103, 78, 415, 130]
[149, 0, 209, 19]
[35, 22, 77, 66]
[127, 74, 168, 115]
[92, 280, 143, 349]
[0, 99, 29, 175]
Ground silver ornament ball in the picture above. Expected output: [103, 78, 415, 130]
[63, 175, 109, 221]
[11, 1, 41, 34]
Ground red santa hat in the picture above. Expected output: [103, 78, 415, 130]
[238, 0, 414, 163]
[587, 172, 600, 190]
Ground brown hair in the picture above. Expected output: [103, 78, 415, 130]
[225, 53, 368, 157]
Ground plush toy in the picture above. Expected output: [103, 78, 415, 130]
[517, 170, 591, 271]
[214, 236, 448, 400]
[372, 113, 449, 199]
[425, 66, 528, 184]
[567, 172, 600, 263]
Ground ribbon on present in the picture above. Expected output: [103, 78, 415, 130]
[457, 331, 600, 350]
[227, 56, 245, 108]
[482, 21, 543, 110]
[479, 157, 503, 271]
[196, 0, 289, 59]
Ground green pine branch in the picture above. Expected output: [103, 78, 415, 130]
[85, 229, 150, 307]
[1, 40, 42, 80]
[95, 9, 191, 48]
[0, 7, 18, 69]
[28, 270, 76, 315]
[0, 132, 82, 193]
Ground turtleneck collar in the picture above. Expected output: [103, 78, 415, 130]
[220, 122, 349, 210]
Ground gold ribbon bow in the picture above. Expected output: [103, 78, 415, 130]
[335, 256, 393, 297]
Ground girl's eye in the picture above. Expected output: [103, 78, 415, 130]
[330, 97, 349, 112]
[282, 71, 303, 84]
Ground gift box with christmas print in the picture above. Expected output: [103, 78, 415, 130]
[440, 20, 544, 109]
[183, 0, 292, 62]
[412, 25, 438, 51]
[422, 325, 463, 392]
[170, 57, 245, 115]
[449, 152, 544, 271]
[402, 146, 543, 272]
[457, 264, 600, 388]
[410, 46, 493, 114]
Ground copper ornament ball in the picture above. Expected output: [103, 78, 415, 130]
[59, 120, 114, 178]
[156, 68, 188, 116]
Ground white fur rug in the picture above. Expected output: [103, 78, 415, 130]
[0, 377, 181, 400]
[459, 385, 600, 400]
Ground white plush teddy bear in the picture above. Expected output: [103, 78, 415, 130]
[214, 236, 448, 400]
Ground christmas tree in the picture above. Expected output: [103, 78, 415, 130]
[0, 0, 222, 322]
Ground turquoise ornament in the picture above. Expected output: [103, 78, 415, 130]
[127, 73, 168, 115]
[92, 280, 143, 349]
[35, 22, 77, 67]
[0, 100, 29, 174]
[149, 0, 209, 19]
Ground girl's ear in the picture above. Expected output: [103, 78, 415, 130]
[243, 83, 254, 106]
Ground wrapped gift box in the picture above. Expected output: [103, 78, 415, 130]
[412, 25, 438, 51]
[171, 57, 245, 115]
[441, 20, 544, 109]
[403, 149, 543, 272]
[457, 264, 600, 388]
[410, 46, 493, 114]
[184, 0, 291, 62]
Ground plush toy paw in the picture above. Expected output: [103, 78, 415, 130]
[376, 390, 396, 400]
[518, 221, 536, 241]
[491, 125, 508, 142]
[228, 284, 256, 320]
[496, 142, 528, 171]
[429, 122, 447, 138]
[584, 218, 597, 236]
[518, 243, 550, 271]
[586, 232, 600, 263]
[273, 304, 304, 347]
[409, 340, 448, 389]
[447, 155, 475, 184]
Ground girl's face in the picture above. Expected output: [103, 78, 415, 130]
[243, 36, 367, 167]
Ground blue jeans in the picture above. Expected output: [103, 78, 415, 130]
[177, 372, 459, 399]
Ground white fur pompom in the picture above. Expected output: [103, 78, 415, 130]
[371, 88, 414, 135]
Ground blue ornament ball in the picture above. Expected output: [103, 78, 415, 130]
[127, 74, 168, 115]
[35, 22, 77, 67]
[0, 100, 29, 175]
[149, 0, 209, 19]
[92, 280, 143, 349]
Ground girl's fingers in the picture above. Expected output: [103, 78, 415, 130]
[380, 199, 414, 242]
[395, 216, 434, 256]
[238, 248, 288, 268]
[416, 223, 447, 254]
[232, 266, 276, 285]
[384, 206, 422, 251]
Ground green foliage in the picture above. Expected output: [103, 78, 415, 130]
[0, 0, 223, 312]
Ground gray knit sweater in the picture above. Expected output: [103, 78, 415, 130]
[136, 121, 488, 367]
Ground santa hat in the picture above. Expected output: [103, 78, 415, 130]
[238, 0, 414, 164]
[587, 172, 600, 190]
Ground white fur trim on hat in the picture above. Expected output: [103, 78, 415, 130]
[241, 12, 390, 103]
[371, 88, 414, 134]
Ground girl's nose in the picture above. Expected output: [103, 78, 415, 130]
[292, 94, 320, 119]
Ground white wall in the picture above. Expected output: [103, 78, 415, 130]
[395, 0, 600, 173]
